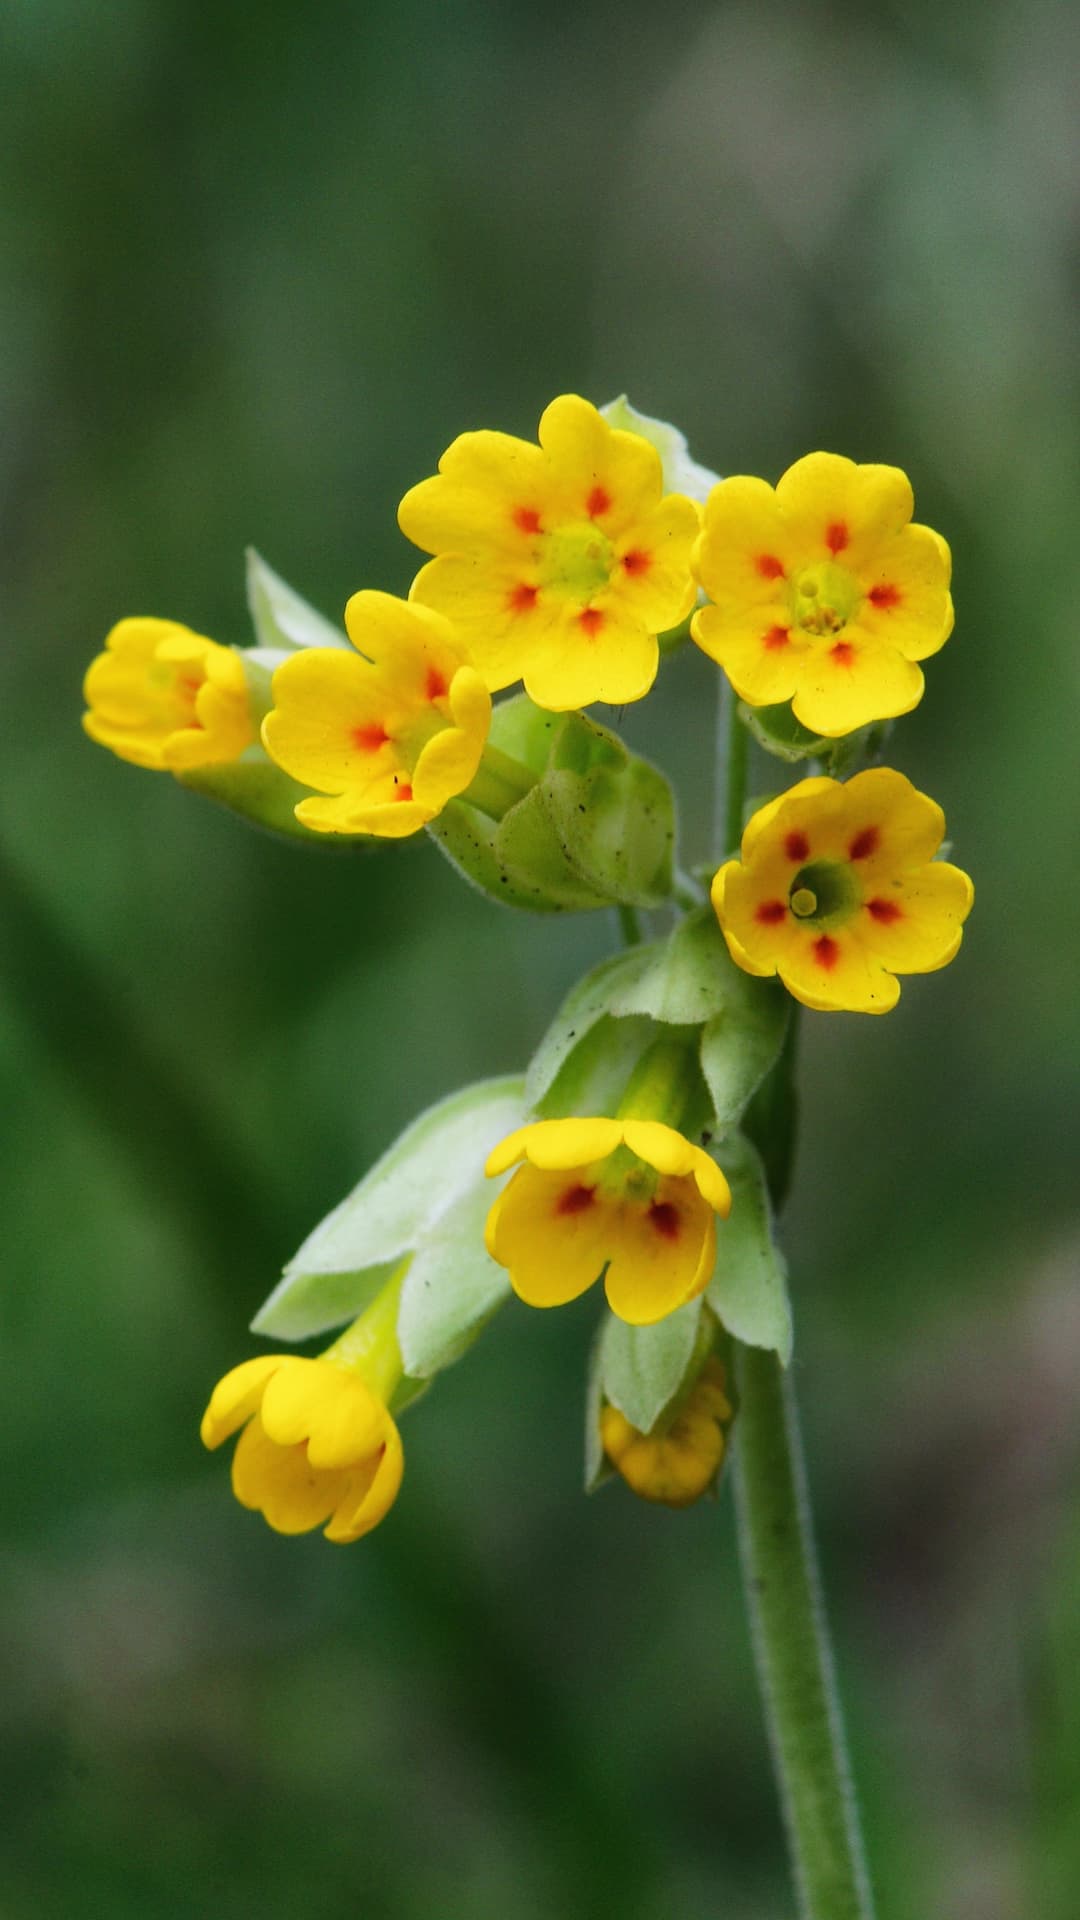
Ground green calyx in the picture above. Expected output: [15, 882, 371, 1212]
[539, 521, 614, 597]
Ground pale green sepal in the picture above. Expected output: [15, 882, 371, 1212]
[524, 948, 655, 1110]
[245, 547, 347, 653]
[397, 1181, 511, 1379]
[252, 1076, 525, 1342]
[707, 1133, 792, 1364]
[487, 692, 563, 773]
[739, 700, 831, 766]
[430, 711, 675, 913]
[583, 1321, 616, 1493]
[534, 1012, 656, 1121]
[599, 1297, 704, 1435]
[604, 907, 746, 1026]
[698, 967, 789, 1127]
[178, 747, 354, 845]
[599, 395, 721, 505]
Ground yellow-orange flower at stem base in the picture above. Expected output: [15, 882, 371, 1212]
[485, 1117, 732, 1326]
[712, 767, 973, 1014]
[601, 1357, 733, 1507]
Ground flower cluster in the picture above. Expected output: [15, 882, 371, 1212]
[84, 394, 973, 1545]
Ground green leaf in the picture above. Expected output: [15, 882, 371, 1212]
[698, 986, 789, 1126]
[245, 547, 347, 654]
[252, 1076, 524, 1341]
[397, 1180, 511, 1378]
[707, 1132, 792, 1363]
[525, 948, 654, 1109]
[583, 1320, 615, 1493]
[598, 1297, 704, 1435]
[604, 907, 740, 1025]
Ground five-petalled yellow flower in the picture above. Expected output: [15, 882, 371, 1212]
[262, 591, 490, 836]
[601, 1357, 733, 1508]
[399, 394, 701, 711]
[200, 1353, 403, 1543]
[484, 1117, 732, 1326]
[712, 767, 973, 1014]
[83, 618, 254, 770]
[692, 452, 953, 737]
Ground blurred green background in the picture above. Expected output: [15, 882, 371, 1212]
[2, 1, 1078, 1914]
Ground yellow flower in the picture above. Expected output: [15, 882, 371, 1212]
[691, 452, 953, 737]
[712, 767, 973, 1014]
[601, 1357, 733, 1507]
[398, 394, 701, 711]
[83, 618, 254, 770]
[261, 591, 491, 837]
[200, 1353, 403, 1543]
[484, 1117, 732, 1326]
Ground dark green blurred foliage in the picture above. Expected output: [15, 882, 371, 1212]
[2, 1, 1078, 1914]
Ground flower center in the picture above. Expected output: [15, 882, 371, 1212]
[538, 520, 615, 601]
[788, 859, 859, 926]
[597, 1144, 659, 1205]
[792, 562, 860, 638]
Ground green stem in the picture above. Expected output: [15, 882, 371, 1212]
[733, 1347, 875, 1919]
[723, 685, 750, 857]
[674, 866, 706, 911]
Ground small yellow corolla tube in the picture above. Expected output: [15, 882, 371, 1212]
[691, 451, 953, 738]
[261, 591, 491, 837]
[601, 1357, 733, 1508]
[200, 1353, 403, 1543]
[82, 617, 254, 770]
[484, 1116, 732, 1327]
[712, 766, 974, 1015]
[399, 394, 701, 712]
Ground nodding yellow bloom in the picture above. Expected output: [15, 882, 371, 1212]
[398, 394, 700, 712]
[484, 1117, 731, 1327]
[200, 1353, 403, 1544]
[83, 618, 254, 771]
[691, 452, 953, 738]
[261, 591, 491, 837]
[601, 1358, 733, 1508]
[712, 767, 973, 1015]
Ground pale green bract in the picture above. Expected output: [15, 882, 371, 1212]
[253, 1076, 525, 1378]
[245, 547, 349, 662]
[599, 395, 721, 506]
[706, 1132, 792, 1364]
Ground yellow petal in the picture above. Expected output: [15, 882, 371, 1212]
[408, 554, 548, 692]
[692, 474, 795, 612]
[487, 1164, 613, 1308]
[602, 1179, 716, 1325]
[774, 453, 914, 569]
[778, 924, 900, 1015]
[857, 862, 973, 973]
[837, 767, 946, 873]
[601, 493, 700, 632]
[294, 791, 432, 837]
[231, 1415, 350, 1535]
[520, 1116, 624, 1169]
[537, 394, 663, 529]
[853, 522, 953, 663]
[791, 634, 924, 738]
[325, 1421, 404, 1542]
[621, 1119, 696, 1179]
[692, 604, 809, 709]
[200, 1354, 282, 1450]
[520, 607, 659, 710]
[398, 429, 551, 556]
[411, 666, 490, 809]
[263, 648, 400, 794]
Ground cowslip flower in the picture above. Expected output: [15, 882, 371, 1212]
[712, 767, 973, 1014]
[484, 1117, 732, 1326]
[398, 394, 701, 711]
[200, 1353, 403, 1543]
[601, 1357, 733, 1507]
[261, 591, 490, 837]
[692, 453, 953, 737]
[83, 618, 254, 770]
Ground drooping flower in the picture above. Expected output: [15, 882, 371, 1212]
[484, 1117, 732, 1326]
[712, 767, 973, 1014]
[398, 394, 701, 711]
[83, 618, 254, 770]
[261, 591, 491, 837]
[200, 1353, 403, 1543]
[601, 1357, 734, 1507]
[691, 452, 953, 738]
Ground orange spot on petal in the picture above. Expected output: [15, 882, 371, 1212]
[622, 548, 651, 576]
[508, 582, 538, 614]
[756, 899, 787, 925]
[869, 583, 902, 610]
[556, 1184, 595, 1216]
[395, 783, 413, 803]
[513, 506, 542, 535]
[425, 666, 448, 702]
[578, 608, 604, 637]
[762, 625, 791, 651]
[866, 897, 902, 924]
[352, 723, 389, 752]
[649, 1201, 680, 1241]
[756, 554, 785, 580]
[812, 934, 840, 970]
[587, 485, 611, 517]
[826, 521, 849, 555]
[784, 830, 810, 862]
[848, 826, 879, 860]
[830, 640, 855, 667]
